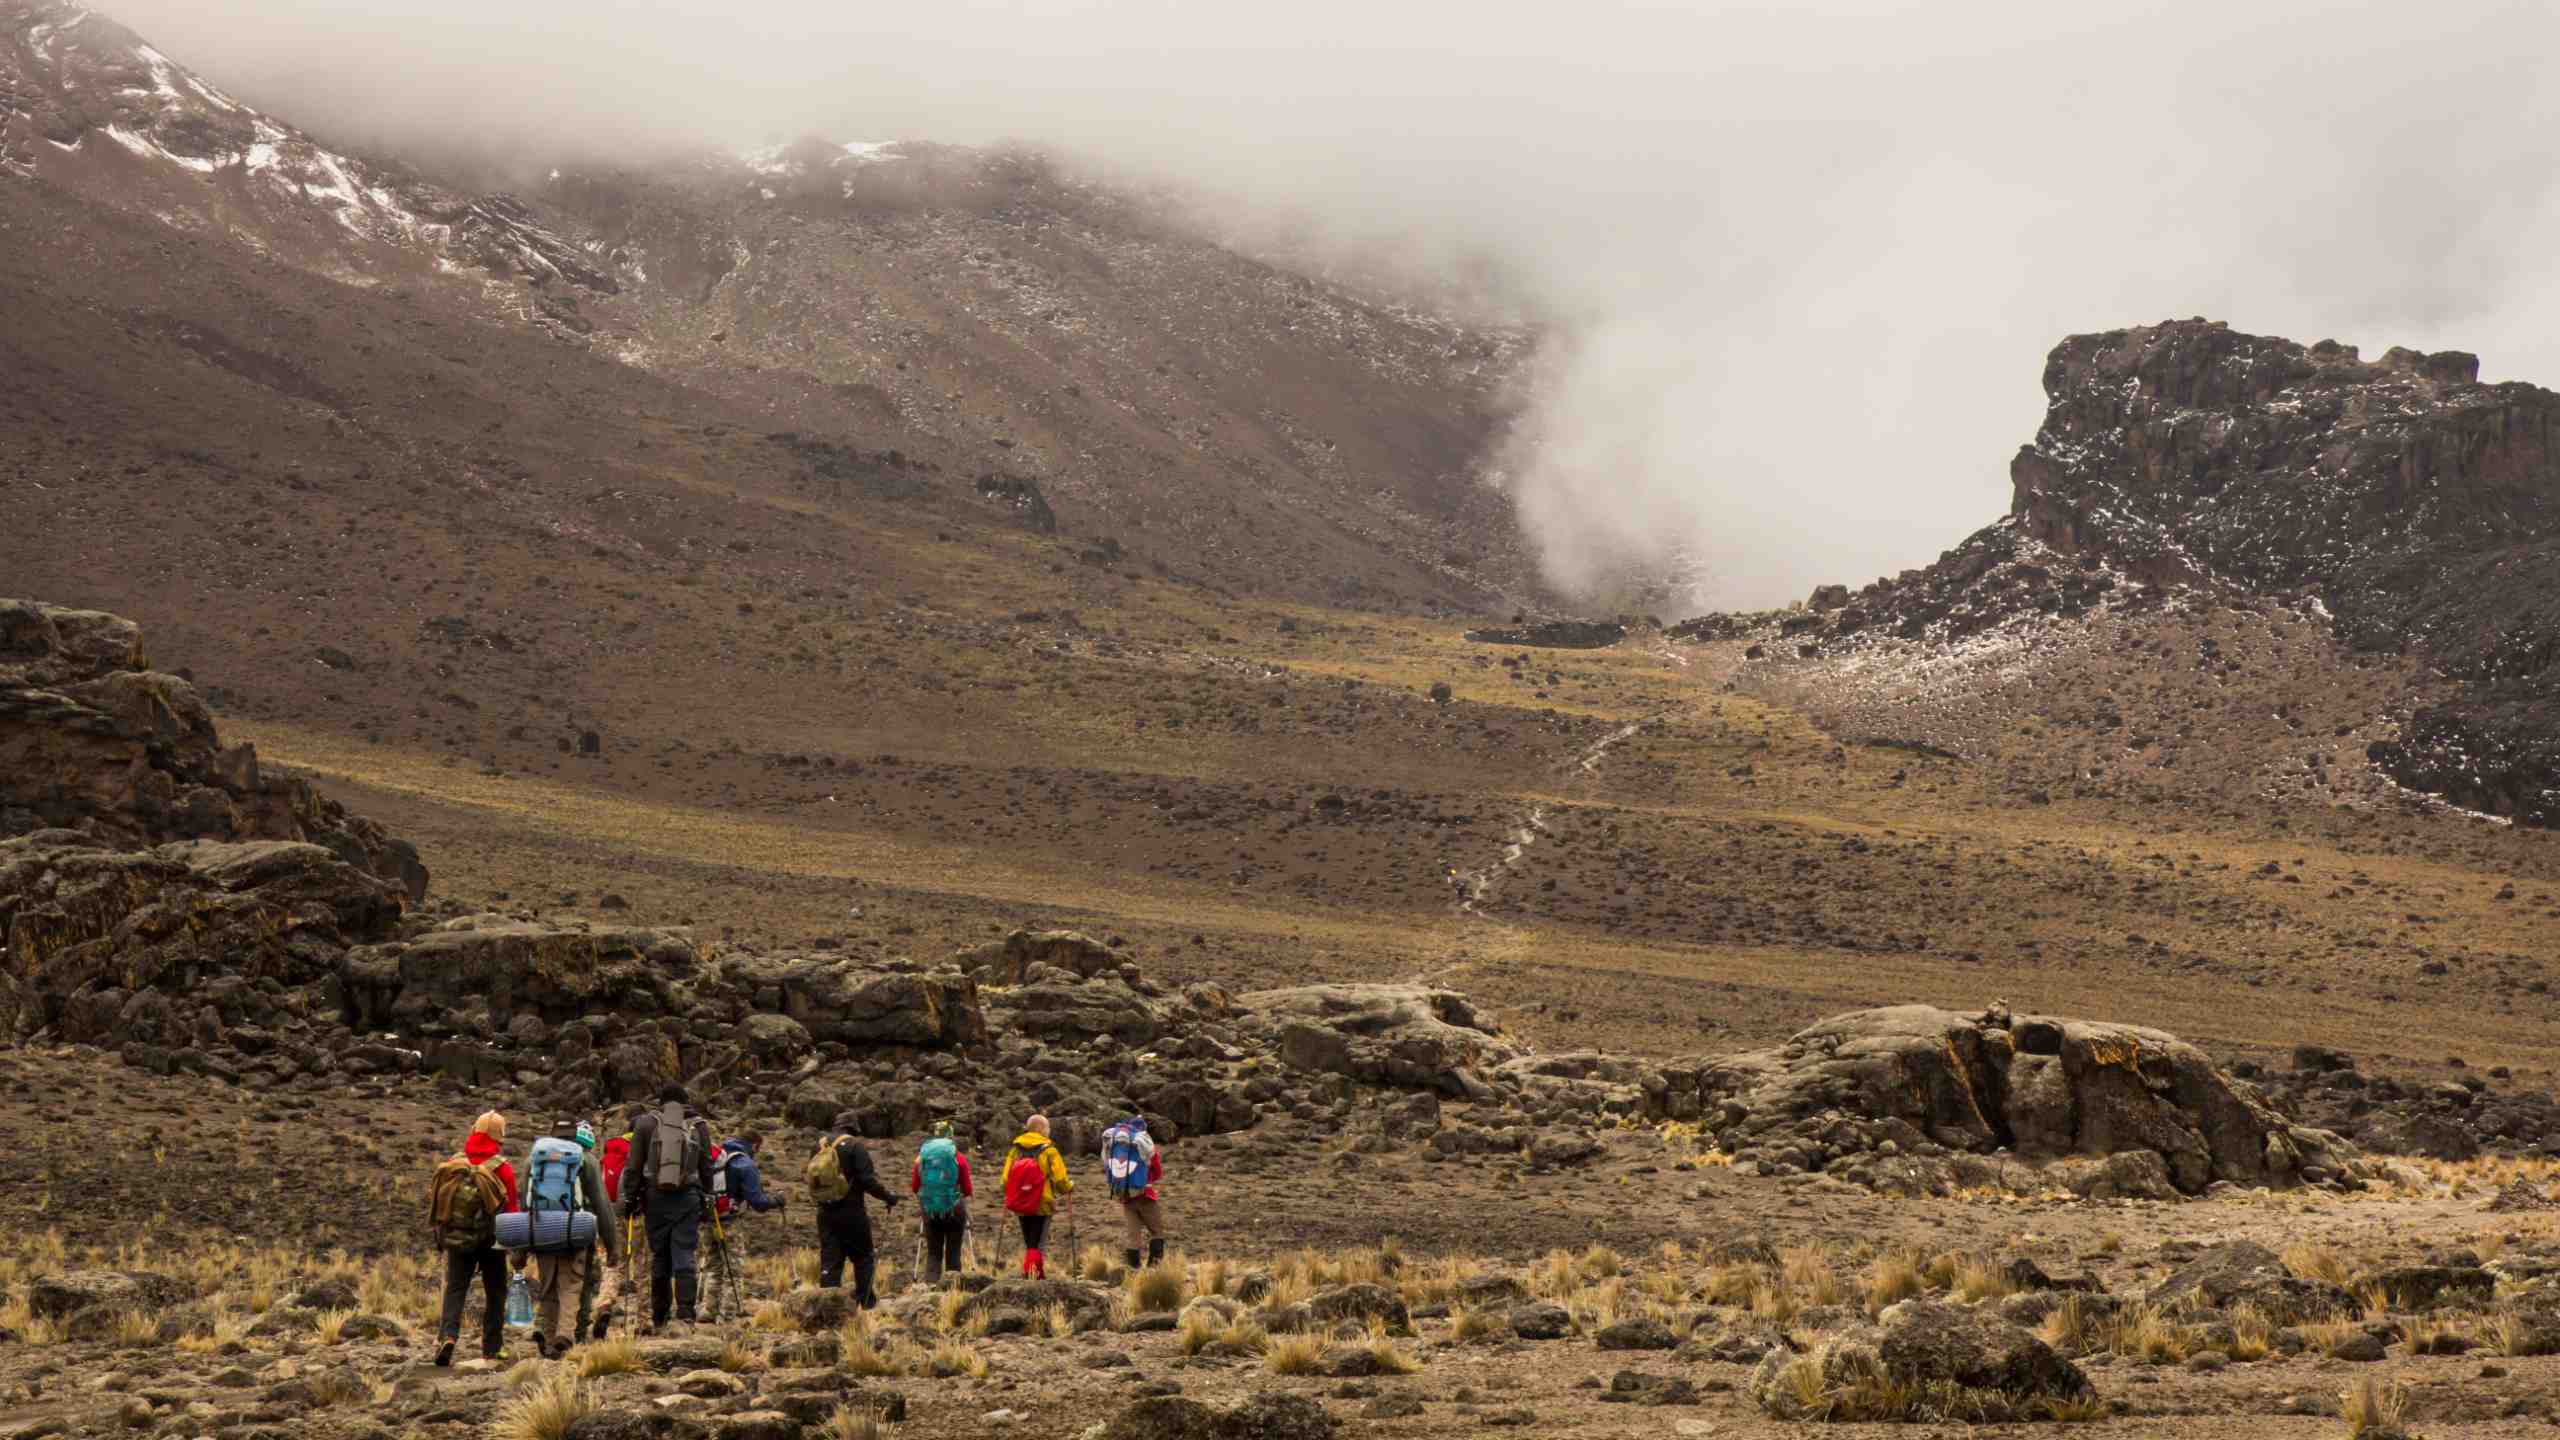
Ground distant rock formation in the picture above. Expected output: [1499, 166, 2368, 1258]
[1700, 319, 2560, 823]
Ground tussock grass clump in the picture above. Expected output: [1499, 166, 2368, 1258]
[110, 1309, 162, 1346]
[1749, 1283, 1800, 1327]
[1264, 1333, 1325, 1376]
[2399, 1313, 2469, 1356]
[1126, 1263, 1187, 1315]
[715, 1338, 766, 1373]
[2301, 1320, 2368, 1359]
[840, 1332, 898, 1379]
[2037, 1296, 2096, 1354]
[1040, 1303, 1076, 1339]
[819, 1405, 885, 1440]
[2225, 1305, 2274, 1362]
[576, 1336, 643, 1378]
[1178, 1310, 1220, 1357]
[2105, 1306, 2192, 1365]
[309, 1308, 355, 1345]
[2484, 1309, 2536, 1359]
[1952, 1256, 2018, 1304]
[2283, 1244, 2350, 1287]
[1190, 1257, 1231, 1299]
[1703, 1263, 1764, 1307]
[1449, 1306, 1498, 1343]
[1078, 1250, 1118, 1285]
[1780, 1246, 1845, 1307]
[494, 1370, 594, 1440]
[2339, 1374, 2410, 1438]
[1360, 1318, 1421, 1374]
[747, 1301, 797, 1334]
[503, 1359, 552, 1393]
[1864, 1250, 1927, 1314]
[921, 1340, 988, 1379]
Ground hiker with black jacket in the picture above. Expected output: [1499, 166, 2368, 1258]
[812, 1111, 899, 1308]
[623, 1085, 716, 1333]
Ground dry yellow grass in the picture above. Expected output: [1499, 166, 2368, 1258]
[576, 1337, 643, 1378]
[2340, 1374, 2410, 1438]
[494, 1370, 593, 1440]
[922, 1340, 989, 1379]
[1265, 1333, 1325, 1375]
[1863, 1250, 1927, 1314]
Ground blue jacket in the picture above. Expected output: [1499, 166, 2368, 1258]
[720, 1139, 782, 1213]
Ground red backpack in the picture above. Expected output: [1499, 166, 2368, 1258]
[1003, 1145, 1048, 1215]
[601, 1135, 631, 1205]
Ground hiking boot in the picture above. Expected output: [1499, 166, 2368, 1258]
[1147, 1238, 1166, 1268]
[1124, 1248, 1142, 1273]
[531, 1333, 548, 1359]
[434, 1341, 455, 1368]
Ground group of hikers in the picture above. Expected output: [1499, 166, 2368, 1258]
[424, 1086, 1168, 1364]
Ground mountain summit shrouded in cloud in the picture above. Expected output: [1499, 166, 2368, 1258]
[77, 0, 2560, 609]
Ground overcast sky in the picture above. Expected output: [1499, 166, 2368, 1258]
[105, 0, 2560, 608]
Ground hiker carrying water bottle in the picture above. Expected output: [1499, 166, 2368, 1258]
[520, 1119, 622, 1359]
[910, 1121, 974, 1284]
[1104, 1114, 1167, 1271]
[1001, 1115, 1073, 1279]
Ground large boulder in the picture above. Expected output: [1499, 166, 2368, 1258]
[1695, 1004, 2354, 1194]
[1751, 1299, 2094, 1421]
[1244, 983, 1514, 1095]
[710, 952, 986, 1049]
[958, 930, 1132, 985]
[2146, 1242, 2356, 1323]
[955, 1279, 1115, 1334]
[27, 1270, 194, 1319]
[0, 836, 401, 1042]
[0, 599, 425, 900]
[342, 919, 701, 1031]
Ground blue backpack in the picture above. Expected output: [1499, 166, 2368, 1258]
[527, 1137, 584, 1215]
[1103, 1121, 1153, 1200]
[917, 1138, 963, 1218]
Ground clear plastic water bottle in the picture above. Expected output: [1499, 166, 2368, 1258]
[506, 1273, 534, 1329]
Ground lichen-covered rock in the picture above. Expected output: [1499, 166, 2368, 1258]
[342, 920, 700, 1031]
[1247, 983, 1513, 1096]
[1751, 1299, 2095, 1421]
[712, 952, 986, 1048]
[1696, 1004, 2354, 1194]
[2147, 1242, 2356, 1323]
[27, 1270, 194, 1319]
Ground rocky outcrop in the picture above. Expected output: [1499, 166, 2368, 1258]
[1751, 1299, 2095, 1422]
[1246, 983, 1515, 1097]
[1, 599, 425, 897]
[1694, 1004, 2356, 1194]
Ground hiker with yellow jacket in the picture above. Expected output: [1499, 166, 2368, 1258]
[1000, 1115, 1074, 1279]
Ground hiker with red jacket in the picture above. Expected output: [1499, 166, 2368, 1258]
[1104, 1115, 1167, 1271]
[428, 1110, 520, 1367]
[909, 1121, 974, 1284]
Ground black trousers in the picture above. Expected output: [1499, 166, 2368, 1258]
[922, 1207, 967, 1283]
[642, 1188, 703, 1324]
[817, 1219, 878, 1307]
[437, 1245, 506, 1355]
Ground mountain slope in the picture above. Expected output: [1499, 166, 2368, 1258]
[0, 0, 1528, 608]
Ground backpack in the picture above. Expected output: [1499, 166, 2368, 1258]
[707, 1144, 736, 1218]
[805, 1137, 850, 1204]
[428, 1153, 505, 1252]
[1103, 1121, 1154, 1200]
[1003, 1143, 1048, 1216]
[649, 1103, 699, 1194]
[601, 1135, 630, 1205]
[526, 1137, 586, 1214]
[918, 1137, 963, 1218]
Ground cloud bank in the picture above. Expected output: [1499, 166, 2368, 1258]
[106, 0, 2560, 608]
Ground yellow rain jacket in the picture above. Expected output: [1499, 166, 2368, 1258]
[1001, 1131, 1074, 1216]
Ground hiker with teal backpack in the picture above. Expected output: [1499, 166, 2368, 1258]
[1104, 1115, 1168, 1271]
[909, 1121, 974, 1284]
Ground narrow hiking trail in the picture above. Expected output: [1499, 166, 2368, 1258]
[1410, 636, 1701, 997]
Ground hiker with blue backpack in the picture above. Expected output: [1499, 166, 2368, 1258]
[1104, 1115, 1168, 1271]
[909, 1121, 974, 1284]
[702, 1132, 784, 1324]
[505, 1118, 624, 1358]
